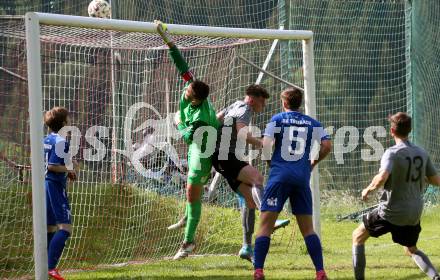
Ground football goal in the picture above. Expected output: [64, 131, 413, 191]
[23, 12, 316, 279]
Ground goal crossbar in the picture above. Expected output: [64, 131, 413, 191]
[28, 12, 313, 40]
[24, 12, 317, 280]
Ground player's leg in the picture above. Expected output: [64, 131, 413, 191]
[47, 225, 57, 249]
[296, 215, 327, 280]
[405, 246, 439, 279]
[254, 210, 278, 280]
[237, 182, 257, 208]
[292, 184, 327, 280]
[213, 153, 259, 260]
[174, 154, 210, 260]
[237, 165, 290, 228]
[46, 186, 57, 250]
[236, 165, 264, 205]
[166, 178, 190, 230]
[167, 171, 188, 230]
[353, 207, 393, 280]
[394, 223, 439, 279]
[174, 182, 203, 260]
[48, 223, 71, 280]
[213, 152, 260, 207]
[167, 156, 189, 230]
[352, 223, 369, 280]
[234, 163, 260, 249]
[253, 181, 287, 280]
[46, 181, 71, 280]
[184, 183, 203, 243]
[236, 183, 256, 262]
[167, 215, 187, 230]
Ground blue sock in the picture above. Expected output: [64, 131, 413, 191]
[304, 234, 324, 272]
[254, 236, 270, 270]
[47, 231, 56, 250]
[48, 230, 70, 270]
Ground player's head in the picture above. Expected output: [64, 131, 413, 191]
[44, 106, 70, 132]
[186, 80, 210, 106]
[245, 84, 269, 113]
[280, 87, 302, 111]
[389, 112, 411, 139]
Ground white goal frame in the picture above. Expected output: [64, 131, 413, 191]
[25, 12, 317, 280]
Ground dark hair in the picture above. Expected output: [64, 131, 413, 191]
[246, 84, 269, 99]
[190, 80, 210, 100]
[44, 106, 69, 132]
[281, 87, 303, 110]
[389, 112, 411, 137]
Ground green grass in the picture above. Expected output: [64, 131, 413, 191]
[1, 175, 439, 279]
[64, 205, 440, 280]
[0, 182, 246, 278]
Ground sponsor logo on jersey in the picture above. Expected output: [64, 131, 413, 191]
[267, 197, 277, 207]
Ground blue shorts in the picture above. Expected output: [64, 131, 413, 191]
[45, 180, 71, 225]
[261, 181, 312, 215]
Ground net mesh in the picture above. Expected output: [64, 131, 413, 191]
[0, 17, 299, 277]
[411, 0, 440, 185]
[287, 1, 409, 192]
[0, 17, 34, 277]
[1, 0, 440, 278]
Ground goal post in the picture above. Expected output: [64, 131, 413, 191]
[303, 37, 320, 237]
[24, 12, 316, 279]
[25, 12, 48, 280]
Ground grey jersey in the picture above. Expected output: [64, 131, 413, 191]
[378, 141, 437, 226]
[216, 101, 252, 154]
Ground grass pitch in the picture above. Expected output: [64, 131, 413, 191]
[65, 205, 440, 280]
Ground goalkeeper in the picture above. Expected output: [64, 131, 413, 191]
[155, 20, 220, 260]
[168, 85, 290, 263]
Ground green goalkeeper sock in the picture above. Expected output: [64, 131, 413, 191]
[185, 202, 189, 219]
[184, 201, 201, 243]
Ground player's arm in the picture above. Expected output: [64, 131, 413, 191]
[47, 164, 71, 173]
[311, 139, 331, 170]
[174, 111, 205, 144]
[427, 175, 440, 186]
[47, 164, 77, 181]
[178, 120, 208, 145]
[362, 170, 390, 201]
[261, 117, 279, 165]
[216, 110, 225, 124]
[48, 141, 78, 180]
[362, 149, 393, 201]
[236, 122, 262, 149]
[425, 156, 440, 186]
[261, 136, 274, 166]
[155, 20, 194, 83]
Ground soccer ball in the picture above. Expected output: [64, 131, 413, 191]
[88, 0, 111, 19]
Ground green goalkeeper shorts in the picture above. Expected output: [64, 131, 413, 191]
[187, 153, 212, 185]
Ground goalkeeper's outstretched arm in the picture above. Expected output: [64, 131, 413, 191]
[155, 20, 194, 83]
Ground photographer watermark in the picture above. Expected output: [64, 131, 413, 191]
[53, 102, 390, 179]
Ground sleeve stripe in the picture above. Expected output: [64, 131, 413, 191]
[182, 71, 194, 82]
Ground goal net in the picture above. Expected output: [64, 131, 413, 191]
[0, 14, 312, 278]
[1, 1, 440, 279]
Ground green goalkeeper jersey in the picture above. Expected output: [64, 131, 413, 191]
[178, 82, 219, 152]
[168, 45, 219, 151]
